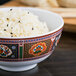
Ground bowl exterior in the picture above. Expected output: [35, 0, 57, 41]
[0, 28, 63, 62]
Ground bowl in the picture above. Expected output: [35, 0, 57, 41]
[0, 7, 64, 72]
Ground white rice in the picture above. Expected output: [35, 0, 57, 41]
[0, 9, 49, 37]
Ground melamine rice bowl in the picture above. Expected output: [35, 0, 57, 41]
[0, 7, 64, 72]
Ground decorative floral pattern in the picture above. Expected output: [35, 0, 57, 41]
[0, 45, 12, 57]
[29, 42, 47, 56]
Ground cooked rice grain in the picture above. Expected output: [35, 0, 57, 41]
[0, 9, 49, 37]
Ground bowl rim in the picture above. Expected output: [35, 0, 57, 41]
[0, 7, 64, 39]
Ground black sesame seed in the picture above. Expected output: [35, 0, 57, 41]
[32, 28, 34, 30]
[18, 21, 21, 23]
[11, 27, 13, 29]
[4, 29, 6, 31]
[10, 9, 12, 11]
[7, 24, 9, 27]
[10, 32, 13, 34]
[7, 18, 9, 20]
[28, 12, 29, 14]
[11, 36, 13, 37]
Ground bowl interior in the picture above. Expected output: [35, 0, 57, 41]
[27, 8, 64, 32]
[0, 7, 64, 38]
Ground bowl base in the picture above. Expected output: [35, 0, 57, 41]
[0, 64, 37, 72]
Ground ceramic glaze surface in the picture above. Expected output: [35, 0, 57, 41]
[0, 7, 64, 71]
[0, 28, 62, 62]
